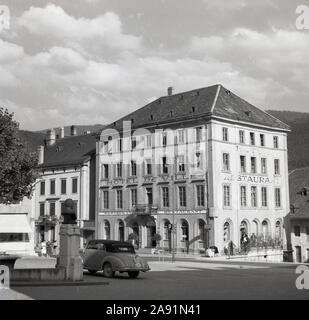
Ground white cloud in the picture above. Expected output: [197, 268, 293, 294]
[18, 4, 142, 51]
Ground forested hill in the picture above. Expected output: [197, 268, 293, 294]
[267, 110, 309, 171]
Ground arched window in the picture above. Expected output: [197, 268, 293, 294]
[252, 220, 259, 237]
[199, 220, 206, 241]
[275, 221, 282, 239]
[181, 220, 189, 241]
[262, 220, 269, 238]
[163, 220, 170, 240]
[104, 221, 110, 240]
[240, 220, 248, 234]
[118, 220, 124, 242]
[223, 221, 231, 242]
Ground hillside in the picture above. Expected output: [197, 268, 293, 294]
[36, 124, 105, 137]
[267, 110, 309, 171]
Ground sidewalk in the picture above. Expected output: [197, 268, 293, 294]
[0, 288, 33, 300]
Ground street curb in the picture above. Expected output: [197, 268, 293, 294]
[11, 280, 109, 287]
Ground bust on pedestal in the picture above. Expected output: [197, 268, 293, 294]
[58, 199, 83, 281]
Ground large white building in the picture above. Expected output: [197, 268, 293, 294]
[95, 84, 290, 254]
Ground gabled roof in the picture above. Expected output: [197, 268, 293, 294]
[105, 84, 290, 132]
[41, 133, 97, 169]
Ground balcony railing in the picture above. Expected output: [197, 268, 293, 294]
[133, 204, 158, 215]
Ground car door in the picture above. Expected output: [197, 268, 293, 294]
[83, 241, 100, 269]
[91, 243, 107, 270]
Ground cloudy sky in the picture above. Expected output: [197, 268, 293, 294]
[0, 0, 308, 130]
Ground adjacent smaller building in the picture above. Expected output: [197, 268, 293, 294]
[34, 127, 97, 250]
[285, 167, 309, 263]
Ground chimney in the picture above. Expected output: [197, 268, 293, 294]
[167, 87, 173, 96]
[46, 128, 56, 146]
[70, 125, 77, 136]
[37, 145, 44, 165]
[60, 127, 65, 139]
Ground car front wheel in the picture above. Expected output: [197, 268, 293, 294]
[128, 271, 140, 279]
[103, 263, 115, 278]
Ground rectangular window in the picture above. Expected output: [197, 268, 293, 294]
[251, 157, 256, 173]
[223, 153, 230, 171]
[294, 226, 301, 237]
[146, 188, 153, 205]
[222, 127, 228, 141]
[179, 186, 187, 207]
[195, 152, 202, 169]
[223, 185, 231, 207]
[39, 203, 45, 216]
[275, 188, 281, 207]
[261, 187, 268, 207]
[61, 179, 66, 194]
[116, 139, 122, 152]
[162, 132, 167, 146]
[49, 202, 56, 216]
[162, 187, 169, 207]
[131, 137, 137, 150]
[196, 185, 205, 207]
[250, 132, 255, 145]
[131, 189, 138, 207]
[131, 160, 137, 176]
[102, 164, 109, 179]
[103, 141, 109, 153]
[103, 190, 109, 209]
[273, 136, 279, 149]
[261, 158, 267, 174]
[40, 181, 45, 195]
[274, 159, 280, 175]
[72, 178, 78, 194]
[239, 130, 245, 144]
[240, 186, 247, 207]
[116, 162, 122, 178]
[116, 190, 123, 209]
[306, 227, 309, 242]
[162, 156, 168, 174]
[251, 186, 257, 207]
[145, 159, 152, 175]
[177, 155, 185, 172]
[50, 180, 55, 195]
[196, 127, 203, 142]
[240, 156, 246, 173]
[146, 134, 152, 148]
[260, 134, 265, 147]
[178, 129, 185, 144]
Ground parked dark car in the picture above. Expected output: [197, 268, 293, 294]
[82, 240, 150, 278]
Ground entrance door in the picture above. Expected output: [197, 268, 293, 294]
[296, 246, 302, 263]
[147, 226, 156, 247]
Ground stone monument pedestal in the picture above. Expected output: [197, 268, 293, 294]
[58, 224, 83, 281]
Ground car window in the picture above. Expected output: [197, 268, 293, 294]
[87, 241, 98, 249]
[110, 244, 135, 253]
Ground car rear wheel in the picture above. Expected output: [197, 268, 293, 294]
[88, 269, 97, 275]
[103, 263, 115, 278]
[128, 271, 140, 279]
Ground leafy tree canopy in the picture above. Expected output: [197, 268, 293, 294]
[0, 108, 38, 204]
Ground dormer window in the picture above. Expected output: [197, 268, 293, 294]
[192, 107, 195, 113]
[170, 111, 173, 117]
[150, 114, 153, 121]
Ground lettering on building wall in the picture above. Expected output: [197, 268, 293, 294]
[224, 175, 271, 184]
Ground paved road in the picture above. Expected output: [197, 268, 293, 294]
[11, 259, 309, 300]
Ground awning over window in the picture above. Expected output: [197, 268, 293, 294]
[0, 214, 32, 233]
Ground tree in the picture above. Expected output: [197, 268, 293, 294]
[0, 108, 38, 204]
[152, 233, 162, 248]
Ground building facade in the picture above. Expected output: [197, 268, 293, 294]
[34, 127, 96, 250]
[285, 168, 309, 263]
[95, 85, 290, 254]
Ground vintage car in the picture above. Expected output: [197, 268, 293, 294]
[82, 240, 150, 278]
